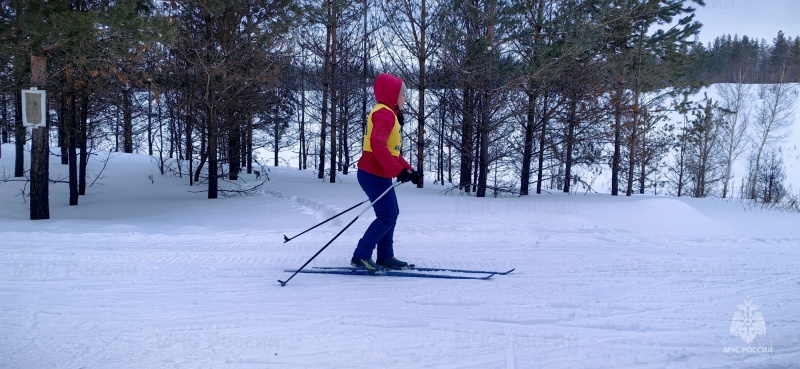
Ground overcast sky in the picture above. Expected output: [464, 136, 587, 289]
[691, 0, 799, 45]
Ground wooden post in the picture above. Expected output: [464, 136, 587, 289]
[30, 54, 49, 220]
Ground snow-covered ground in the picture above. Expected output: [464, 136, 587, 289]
[1, 143, 799, 369]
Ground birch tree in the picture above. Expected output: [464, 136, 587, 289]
[747, 69, 797, 199]
[716, 81, 751, 199]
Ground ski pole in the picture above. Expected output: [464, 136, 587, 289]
[283, 199, 369, 243]
[278, 181, 404, 287]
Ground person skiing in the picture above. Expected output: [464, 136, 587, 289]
[351, 73, 422, 271]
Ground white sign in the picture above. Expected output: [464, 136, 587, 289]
[21, 87, 46, 128]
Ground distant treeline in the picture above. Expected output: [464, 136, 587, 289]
[688, 31, 800, 84]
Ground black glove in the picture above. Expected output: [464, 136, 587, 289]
[410, 170, 423, 185]
[397, 169, 422, 184]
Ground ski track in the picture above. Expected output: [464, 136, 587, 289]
[263, 189, 353, 229]
[2, 228, 799, 369]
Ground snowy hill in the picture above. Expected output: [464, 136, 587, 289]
[1, 144, 799, 368]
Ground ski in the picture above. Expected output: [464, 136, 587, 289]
[284, 268, 496, 280]
[408, 266, 515, 275]
[312, 266, 515, 275]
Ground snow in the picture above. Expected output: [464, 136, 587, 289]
[1, 143, 800, 369]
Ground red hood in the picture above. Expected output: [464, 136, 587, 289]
[373, 73, 402, 112]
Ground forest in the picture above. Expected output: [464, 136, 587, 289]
[1, 0, 799, 220]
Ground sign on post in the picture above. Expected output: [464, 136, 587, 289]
[21, 87, 46, 128]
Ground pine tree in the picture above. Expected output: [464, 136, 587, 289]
[769, 31, 791, 77]
[169, 0, 298, 196]
[686, 95, 723, 198]
[597, 0, 702, 196]
[757, 149, 786, 204]
[790, 37, 800, 81]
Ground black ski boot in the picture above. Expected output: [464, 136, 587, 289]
[351, 257, 384, 272]
[377, 257, 411, 270]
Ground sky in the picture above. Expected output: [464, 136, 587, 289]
[691, 0, 800, 45]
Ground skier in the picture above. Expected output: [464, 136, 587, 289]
[351, 73, 422, 271]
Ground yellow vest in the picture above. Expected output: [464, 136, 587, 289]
[363, 104, 402, 156]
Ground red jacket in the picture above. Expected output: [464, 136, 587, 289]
[357, 73, 413, 178]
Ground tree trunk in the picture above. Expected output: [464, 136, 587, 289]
[301, 73, 308, 171]
[472, 120, 480, 193]
[78, 91, 88, 196]
[29, 54, 49, 220]
[68, 83, 79, 205]
[415, 0, 428, 188]
[626, 92, 639, 196]
[229, 111, 240, 181]
[58, 93, 68, 165]
[246, 112, 253, 174]
[317, 4, 332, 180]
[147, 88, 153, 156]
[476, 0, 496, 198]
[611, 78, 623, 196]
[342, 94, 350, 174]
[14, 90, 24, 177]
[459, 87, 474, 192]
[158, 91, 165, 175]
[122, 86, 133, 153]
[360, 0, 369, 150]
[520, 92, 536, 196]
[273, 99, 280, 167]
[638, 125, 647, 195]
[207, 107, 218, 199]
[476, 93, 490, 198]
[0, 94, 7, 147]
[186, 105, 194, 186]
[329, 21, 338, 183]
[695, 101, 715, 198]
[677, 117, 687, 197]
[171, 99, 180, 163]
[536, 93, 549, 194]
[300, 94, 307, 170]
[438, 97, 446, 184]
[563, 98, 577, 194]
